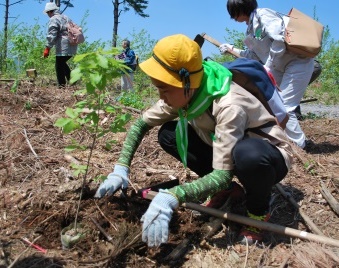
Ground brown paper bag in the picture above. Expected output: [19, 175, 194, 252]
[284, 8, 324, 58]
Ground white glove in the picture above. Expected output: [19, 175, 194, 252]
[94, 164, 129, 198]
[219, 43, 233, 55]
[141, 190, 179, 247]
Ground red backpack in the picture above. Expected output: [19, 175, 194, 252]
[61, 15, 85, 45]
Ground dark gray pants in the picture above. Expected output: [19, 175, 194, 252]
[55, 56, 72, 88]
[158, 121, 288, 215]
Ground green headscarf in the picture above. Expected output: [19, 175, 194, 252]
[176, 61, 232, 167]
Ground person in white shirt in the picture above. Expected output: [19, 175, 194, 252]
[220, 0, 314, 149]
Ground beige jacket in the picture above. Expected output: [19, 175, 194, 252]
[142, 82, 293, 171]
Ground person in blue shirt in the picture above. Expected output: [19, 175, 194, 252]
[117, 40, 136, 91]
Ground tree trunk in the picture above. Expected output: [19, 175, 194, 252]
[1, 0, 25, 72]
[1, 0, 9, 72]
[112, 0, 119, 47]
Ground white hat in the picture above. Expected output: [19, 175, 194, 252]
[44, 2, 58, 13]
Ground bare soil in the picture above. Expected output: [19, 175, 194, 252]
[0, 83, 339, 268]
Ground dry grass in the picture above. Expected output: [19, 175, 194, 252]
[0, 83, 338, 267]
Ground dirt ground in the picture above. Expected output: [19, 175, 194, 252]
[0, 82, 339, 268]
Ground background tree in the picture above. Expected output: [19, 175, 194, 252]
[112, 0, 148, 47]
[53, 0, 75, 13]
[35, 0, 74, 13]
[0, 0, 25, 72]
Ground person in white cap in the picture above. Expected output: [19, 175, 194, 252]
[43, 2, 77, 88]
[94, 34, 294, 246]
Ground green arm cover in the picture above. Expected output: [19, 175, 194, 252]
[117, 117, 152, 167]
[168, 169, 233, 204]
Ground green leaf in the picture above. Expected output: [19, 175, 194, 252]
[63, 120, 80, 134]
[70, 68, 82, 84]
[64, 144, 87, 152]
[86, 82, 96, 94]
[71, 163, 88, 177]
[86, 112, 100, 125]
[73, 53, 88, 62]
[105, 139, 117, 150]
[74, 88, 87, 96]
[10, 80, 19, 93]
[65, 107, 80, 119]
[89, 73, 103, 87]
[105, 105, 117, 113]
[75, 100, 88, 108]
[95, 174, 107, 182]
[96, 54, 109, 69]
[54, 117, 72, 128]
[110, 113, 132, 133]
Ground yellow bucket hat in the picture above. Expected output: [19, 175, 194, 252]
[139, 34, 204, 90]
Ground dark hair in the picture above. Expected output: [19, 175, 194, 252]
[227, 0, 258, 19]
[123, 39, 130, 47]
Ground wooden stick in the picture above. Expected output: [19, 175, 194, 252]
[163, 238, 191, 262]
[94, 200, 118, 231]
[202, 195, 233, 239]
[276, 183, 324, 236]
[64, 154, 81, 165]
[0, 79, 16, 82]
[201, 33, 242, 58]
[22, 129, 38, 158]
[144, 190, 339, 247]
[90, 217, 113, 242]
[300, 98, 318, 104]
[320, 181, 339, 216]
[333, 177, 339, 188]
[121, 105, 142, 114]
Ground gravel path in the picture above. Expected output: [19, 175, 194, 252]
[300, 103, 339, 118]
